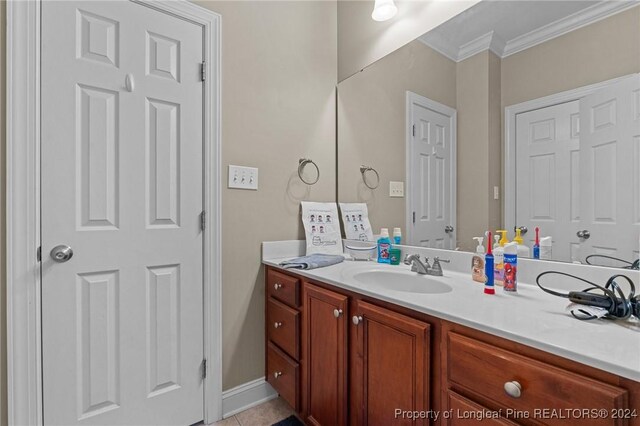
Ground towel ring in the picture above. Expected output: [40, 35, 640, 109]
[298, 158, 320, 185]
[360, 165, 380, 190]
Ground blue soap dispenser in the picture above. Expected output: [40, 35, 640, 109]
[377, 228, 392, 264]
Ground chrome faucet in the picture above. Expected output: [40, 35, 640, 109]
[404, 254, 430, 275]
[404, 254, 450, 276]
[429, 257, 450, 277]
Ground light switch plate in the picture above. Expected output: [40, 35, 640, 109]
[493, 186, 500, 200]
[389, 181, 404, 198]
[228, 165, 258, 190]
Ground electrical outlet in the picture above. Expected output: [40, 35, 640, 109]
[389, 181, 404, 198]
[228, 165, 258, 190]
[494, 186, 500, 200]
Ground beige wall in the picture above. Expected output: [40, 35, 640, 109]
[193, 1, 337, 391]
[502, 6, 640, 107]
[0, 1, 5, 424]
[337, 0, 479, 81]
[455, 51, 502, 251]
[337, 40, 456, 233]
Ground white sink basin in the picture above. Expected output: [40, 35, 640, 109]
[350, 269, 452, 294]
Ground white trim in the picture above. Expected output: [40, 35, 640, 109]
[222, 378, 278, 419]
[419, 1, 639, 62]
[6, 1, 223, 424]
[503, 74, 637, 237]
[405, 92, 457, 248]
[502, 1, 639, 58]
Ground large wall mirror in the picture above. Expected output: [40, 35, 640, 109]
[337, 0, 640, 268]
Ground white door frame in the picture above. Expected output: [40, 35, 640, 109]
[6, 1, 223, 424]
[405, 91, 457, 247]
[503, 73, 636, 235]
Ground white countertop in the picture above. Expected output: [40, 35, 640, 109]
[263, 244, 640, 382]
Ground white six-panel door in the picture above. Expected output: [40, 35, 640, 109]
[41, 2, 205, 424]
[579, 75, 640, 266]
[407, 92, 456, 249]
[516, 101, 582, 262]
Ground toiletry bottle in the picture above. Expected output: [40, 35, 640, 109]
[533, 227, 540, 259]
[494, 230, 508, 285]
[513, 228, 530, 258]
[540, 236, 552, 260]
[393, 228, 402, 245]
[484, 232, 495, 294]
[503, 242, 518, 292]
[471, 237, 485, 283]
[377, 228, 392, 264]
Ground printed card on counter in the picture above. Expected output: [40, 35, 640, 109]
[301, 202, 343, 255]
[339, 203, 374, 242]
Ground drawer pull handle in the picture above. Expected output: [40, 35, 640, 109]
[333, 308, 343, 318]
[274, 283, 282, 290]
[504, 381, 522, 398]
[274, 371, 282, 379]
[352, 315, 363, 325]
[274, 322, 283, 329]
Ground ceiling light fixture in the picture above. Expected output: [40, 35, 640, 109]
[371, 0, 398, 22]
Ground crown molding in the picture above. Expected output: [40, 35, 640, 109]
[419, 1, 639, 63]
[502, 0, 639, 57]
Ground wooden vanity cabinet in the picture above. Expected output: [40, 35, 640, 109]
[350, 299, 431, 426]
[302, 282, 349, 426]
[265, 266, 640, 426]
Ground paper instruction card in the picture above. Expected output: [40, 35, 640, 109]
[301, 202, 343, 255]
[339, 203, 374, 242]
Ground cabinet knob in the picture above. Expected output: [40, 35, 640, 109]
[274, 322, 283, 329]
[333, 308, 343, 318]
[274, 283, 282, 290]
[504, 381, 522, 398]
[352, 315, 363, 325]
[273, 371, 282, 379]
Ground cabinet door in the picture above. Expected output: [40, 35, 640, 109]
[303, 283, 348, 426]
[351, 300, 430, 426]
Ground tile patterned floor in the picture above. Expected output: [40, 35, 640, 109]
[214, 397, 296, 426]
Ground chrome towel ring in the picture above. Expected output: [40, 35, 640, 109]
[360, 165, 380, 190]
[298, 158, 320, 185]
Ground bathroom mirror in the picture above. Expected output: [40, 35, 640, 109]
[337, 0, 640, 267]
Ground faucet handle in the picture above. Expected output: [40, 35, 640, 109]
[433, 257, 450, 264]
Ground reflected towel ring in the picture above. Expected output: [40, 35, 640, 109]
[298, 158, 320, 185]
[360, 165, 380, 189]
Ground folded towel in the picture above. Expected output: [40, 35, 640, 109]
[280, 254, 345, 270]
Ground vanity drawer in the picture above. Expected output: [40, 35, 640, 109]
[447, 332, 628, 426]
[267, 342, 299, 412]
[267, 269, 300, 308]
[267, 298, 300, 359]
[447, 391, 517, 426]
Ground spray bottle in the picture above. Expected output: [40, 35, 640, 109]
[533, 227, 540, 259]
[484, 231, 495, 294]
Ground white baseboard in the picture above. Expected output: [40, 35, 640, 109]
[222, 377, 278, 418]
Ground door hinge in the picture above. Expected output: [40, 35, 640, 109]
[200, 61, 206, 82]
[413, 211, 416, 224]
[37, 246, 41, 262]
[202, 359, 207, 380]
[200, 210, 206, 231]
[412, 124, 415, 137]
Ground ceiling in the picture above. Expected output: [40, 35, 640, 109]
[419, 0, 639, 61]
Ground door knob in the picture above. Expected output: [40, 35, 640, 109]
[352, 315, 363, 325]
[514, 226, 528, 236]
[577, 230, 591, 239]
[445, 225, 454, 234]
[333, 309, 343, 318]
[50, 245, 73, 263]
